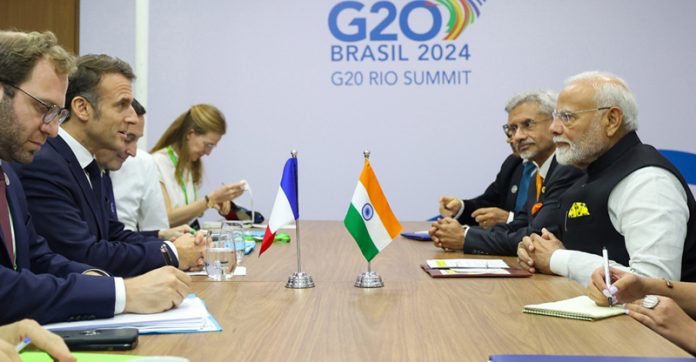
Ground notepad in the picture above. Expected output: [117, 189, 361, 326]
[20, 351, 145, 362]
[523, 296, 625, 321]
[43, 295, 221, 334]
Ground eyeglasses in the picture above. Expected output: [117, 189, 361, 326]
[2, 82, 70, 125]
[552, 107, 611, 125]
[502, 118, 548, 137]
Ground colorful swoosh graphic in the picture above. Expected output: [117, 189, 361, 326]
[430, 0, 484, 40]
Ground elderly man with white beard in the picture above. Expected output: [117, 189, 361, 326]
[516, 71, 696, 287]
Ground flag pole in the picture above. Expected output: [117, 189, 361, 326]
[355, 150, 384, 288]
[286, 150, 315, 289]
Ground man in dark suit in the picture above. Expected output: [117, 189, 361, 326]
[438, 111, 530, 229]
[439, 152, 523, 228]
[430, 90, 584, 255]
[0, 30, 190, 324]
[13, 54, 204, 278]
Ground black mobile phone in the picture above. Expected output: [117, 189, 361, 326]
[55, 328, 139, 351]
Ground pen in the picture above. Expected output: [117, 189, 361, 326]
[160, 244, 174, 266]
[602, 247, 612, 305]
[15, 337, 30, 353]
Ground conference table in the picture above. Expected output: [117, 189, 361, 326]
[124, 221, 690, 361]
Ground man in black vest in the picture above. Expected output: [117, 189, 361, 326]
[517, 71, 696, 286]
[430, 91, 584, 255]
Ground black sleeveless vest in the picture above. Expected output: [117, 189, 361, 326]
[560, 132, 696, 281]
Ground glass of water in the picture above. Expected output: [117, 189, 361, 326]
[222, 221, 249, 268]
[204, 231, 237, 281]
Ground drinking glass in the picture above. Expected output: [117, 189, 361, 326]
[204, 231, 237, 281]
[222, 221, 249, 268]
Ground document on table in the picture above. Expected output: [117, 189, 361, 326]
[426, 258, 509, 269]
[42, 295, 221, 335]
[523, 296, 625, 321]
[421, 259, 531, 278]
[187, 266, 246, 276]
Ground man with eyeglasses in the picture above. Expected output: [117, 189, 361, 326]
[0, 30, 192, 324]
[430, 91, 583, 255]
[13, 54, 205, 278]
[517, 71, 696, 286]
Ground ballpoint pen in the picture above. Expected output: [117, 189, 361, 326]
[602, 247, 612, 305]
[15, 337, 30, 353]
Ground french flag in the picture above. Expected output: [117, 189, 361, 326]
[259, 157, 299, 256]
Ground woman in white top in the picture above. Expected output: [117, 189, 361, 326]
[151, 104, 244, 227]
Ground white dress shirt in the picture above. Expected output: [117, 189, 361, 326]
[111, 149, 169, 231]
[550, 166, 689, 287]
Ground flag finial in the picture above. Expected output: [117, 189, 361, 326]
[363, 150, 370, 160]
[291, 150, 297, 158]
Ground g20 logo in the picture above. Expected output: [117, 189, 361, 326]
[328, 0, 484, 42]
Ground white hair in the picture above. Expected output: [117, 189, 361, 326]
[565, 71, 638, 131]
[505, 90, 558, 118]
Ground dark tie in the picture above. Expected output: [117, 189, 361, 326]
[514, 162, 536, 213]
[85, 160, 103, 208]
[103, 171, 118, 219]
[0, 169, 14, 265]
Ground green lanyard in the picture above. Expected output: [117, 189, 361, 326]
[166, 146, 197, 205]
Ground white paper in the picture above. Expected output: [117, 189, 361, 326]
[445, 268, 510, 275]
[426, 259, 509, 269]
[186, 266, 246, 277]
[43, 296, 220, 334]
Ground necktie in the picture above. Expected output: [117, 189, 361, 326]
[514, 162, 536, 213]
[103, 171, 118, 219]
[0, 169, 14, 265]
[85, 160, 103, 208]
[535, 172, 544, 201]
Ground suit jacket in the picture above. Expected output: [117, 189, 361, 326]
[457, 154, 523, 225]
[12, 136, 173, 277]
[463, 156, 585, 256]
[0, 162, 115, 324]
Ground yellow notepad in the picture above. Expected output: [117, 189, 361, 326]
[523, 296, 625, 321]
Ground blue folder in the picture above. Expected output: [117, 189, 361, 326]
[400, 231, 432, 241]
[490, 355, 694, 362]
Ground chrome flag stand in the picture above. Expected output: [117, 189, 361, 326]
[286, 151, 314, 289]
[355, 260, 384, 288]
[355, 151, 384, 288]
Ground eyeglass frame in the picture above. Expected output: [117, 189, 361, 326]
[0, 81, 70, 125]
[502, 117, 550, 138]
[552, 106, 612, 125]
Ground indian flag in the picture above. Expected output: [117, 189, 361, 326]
[344, 160, 402, 261]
